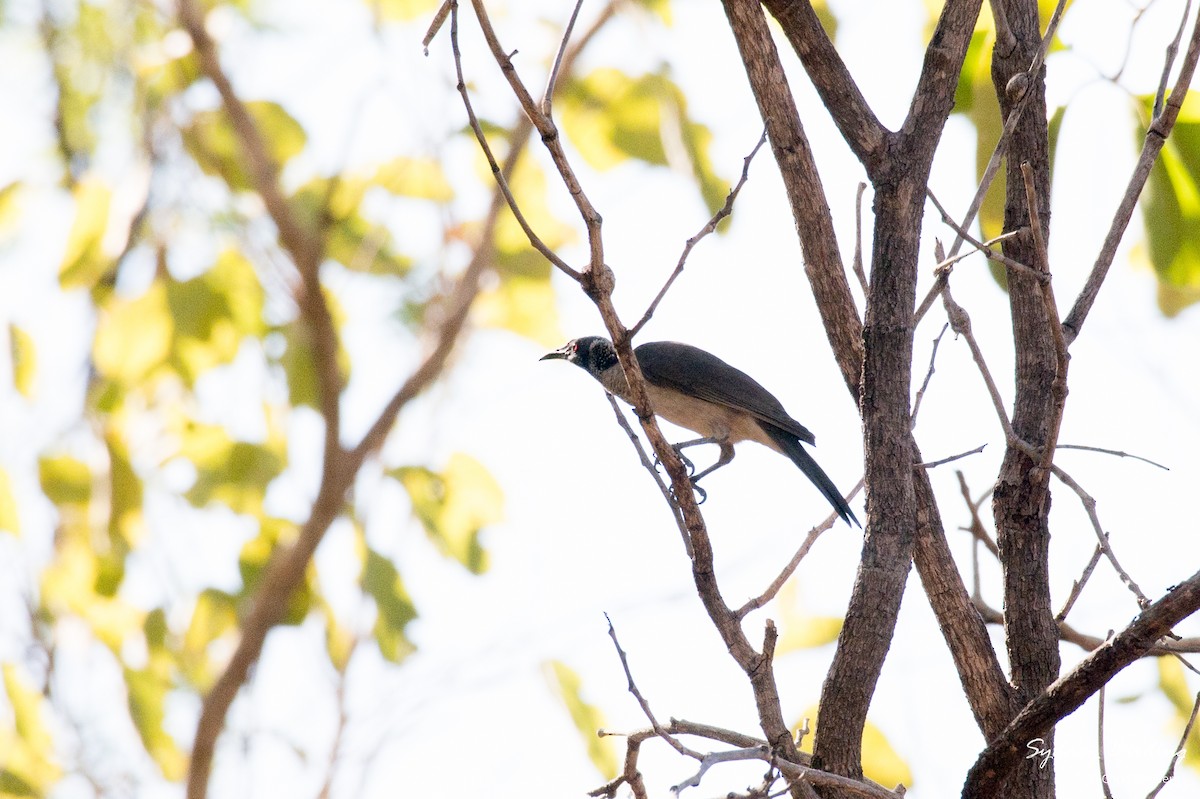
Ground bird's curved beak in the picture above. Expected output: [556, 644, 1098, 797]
[540, 344, 570, 361]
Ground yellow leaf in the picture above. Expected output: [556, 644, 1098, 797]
[1, 663, 62, 794]
[372, 0, 440, 21]
[545, 660, 618, 779]
[59, 178, 114, 290]
[38, 455, 91, 508]
[774, 581, 844, 652]
[797, 705, 913, 790]
[390, 453, 503, 574]
[474, 273, 562, 347]
[9, 324, 35, 398]
[92, 282, 173, 384]
[0, 468, 18, 535]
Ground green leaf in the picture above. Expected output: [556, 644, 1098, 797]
[560, 68, 728, 213]
[545, 660, 617, 778]
[58, 178, 114, 290]
[182, 589, 239, 690]
[1158, 656, 1200, 767]
[474, 272, 562, 347]
[180, 422, 285, 516]
[1139, 91, 1200, 316]
[182, 101, 306, 193]
[0, 469, 19, 536]
[124, 656, 186, 781]
[8, 325, 35, 398]
[38, 455, 91, 508]
[0, 182, 23, 237]
[167, 250, 266, 383]
[360, 546, 418, 663]
[1, 663, 61, 795]
[92, 281, 173, 384]
[389, 453, 502, 574]
[371, 157, 454, 201]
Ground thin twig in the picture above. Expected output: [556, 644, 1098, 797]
[926, 189, 1038, 278]
[543, 0, 586, 116]
[941, 280, 1015, 442]
[1057, 444, 1170, 471]
[1153, 0, 1194, 118]
[422, 0, 452, 52]
[852, 183, 868, 294]
[449, 2, 580, 279]
[917, 444, 986, 470]
[468, 0, 606, 277]
[605, 393, 692, 557]
[945, 0, 1070, 261]
[1147, 690, 1200, 798]
[1050, 464, 1151, 608]
[736, 478, 865, 620]
[630, 127, 770, 337]
[604, 614, 704, 761]
[956, 471, 999, 559]
[1056, 543, 1103, 622]
[910, 322, 949, 427]
[1063, 4, 1200, 343]
[1099, 674, 1114, 799]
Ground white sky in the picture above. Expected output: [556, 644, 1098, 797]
[2, 0, 1200, 797]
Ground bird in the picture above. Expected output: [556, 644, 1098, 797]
[541, 336, 859, 527]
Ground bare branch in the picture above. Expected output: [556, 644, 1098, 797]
[1147, 690, 1200, 798]
[736, 480, 863, 619]
[1056, 543, 1104, 622]
[910, 323, 949, 427]
[543, 0, 586, 116]
[851, 183, 869, 294]
[917, 444, 986, 470]
[1019, 161, 1069, 474]
[1062, 3, 1200, 342]
[467, 0, 606, 278]
[940, 281, 1015, 442]
[604, 615, 704, 761]
[963, 569, 1200, 798]
[604, 393, 691, 557]
[630, 127, 769, 338]
[1056, 444, 1170, 471]
[1050, 464, 1151, 608]
[944, 0, 1070, 261]
[1098, 676, 1114, 799]
[449, 2, 580, 279]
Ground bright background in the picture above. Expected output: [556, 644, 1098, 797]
[2, 0, 1199, 797]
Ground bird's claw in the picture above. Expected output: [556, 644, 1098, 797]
[668, 479, 707, 506]
[654, 447, 696, 477]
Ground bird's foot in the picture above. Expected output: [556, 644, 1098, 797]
[668, 479, 707, 506]
[654, 447, 696, 477]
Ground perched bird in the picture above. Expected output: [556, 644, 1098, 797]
[541, 336, 859, 527]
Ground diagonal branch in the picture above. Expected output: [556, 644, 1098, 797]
[962, 568, 1200, 798]
[1061, 2, 1200, 343]
[759, 0, 886, 171]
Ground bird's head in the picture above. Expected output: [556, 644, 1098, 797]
[540, 336, 619, 377]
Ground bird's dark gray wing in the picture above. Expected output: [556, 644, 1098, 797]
[634, 341, 815, 444]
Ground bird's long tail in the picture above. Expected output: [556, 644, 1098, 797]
[764, 426, 860, 528]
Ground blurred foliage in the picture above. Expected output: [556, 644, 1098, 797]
[0, 0, 726, 791]
[798, 704, 913, 790]
[3, 0, 1194, 795]
[545, 660, 619, 779]
[1139, 91, 1200, 315]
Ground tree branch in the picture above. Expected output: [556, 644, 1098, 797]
[962, 569, 1200, 798]
[1061, 2, 1200, 343]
